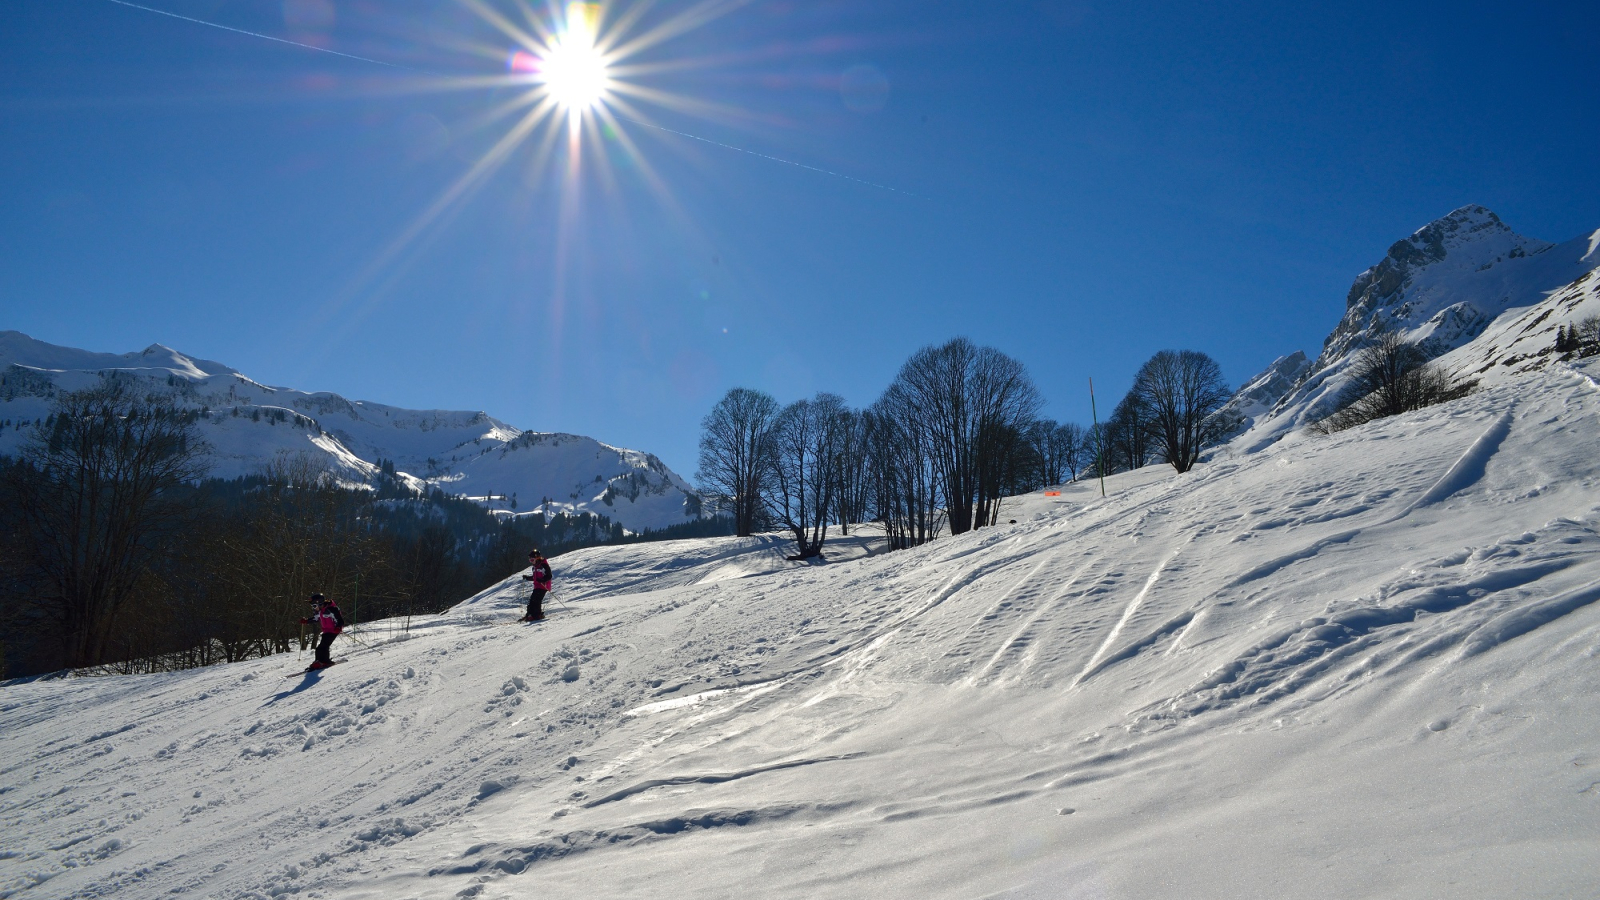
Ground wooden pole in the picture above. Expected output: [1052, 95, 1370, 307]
[1089, 377, 1106, 498]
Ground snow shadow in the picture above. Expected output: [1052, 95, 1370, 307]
[261, 669, 330, 706]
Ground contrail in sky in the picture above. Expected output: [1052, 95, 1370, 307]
[101, 0, 418, 71]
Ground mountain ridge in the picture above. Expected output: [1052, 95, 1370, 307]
[1222, 205, 1600, 452]
[0, 330, 701, 533]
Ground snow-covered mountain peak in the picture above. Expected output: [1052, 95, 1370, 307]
[1221, 208, 1600, 452]
[1332, 205, 1553, 359]
[0, 332, 701, 532]
[1359, 204, 1527, 278]
[1209, 351, 1312, 448]
[0, 331, 241, 382]
[1330, 204, 1597, 365]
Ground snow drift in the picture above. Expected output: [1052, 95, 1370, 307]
[4, 353, 1598, 899]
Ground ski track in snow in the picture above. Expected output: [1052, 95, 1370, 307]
[1403, 407, 1515, 513]
[1074, 548, 1180, 685]
[5, 363, 1600, 899]
[970, 557, 1096, 684]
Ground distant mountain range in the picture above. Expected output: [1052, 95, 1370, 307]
[0, 332, 701, 533]
[8, 206, 1593, 526]
[1222, 205, 1600, 452]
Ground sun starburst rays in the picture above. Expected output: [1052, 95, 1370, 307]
[430, 0, 776, 239]
[542, 37, 609, 111]
[527, 1, 611, 115]
[309, 0, 760, 349]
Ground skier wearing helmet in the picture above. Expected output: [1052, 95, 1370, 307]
[299, 593, 345, 670]
[521, 549, 553, 621]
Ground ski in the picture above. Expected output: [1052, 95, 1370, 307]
[287, 659, 347, 677]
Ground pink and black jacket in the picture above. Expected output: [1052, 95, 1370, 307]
[304, 603, 345, 635]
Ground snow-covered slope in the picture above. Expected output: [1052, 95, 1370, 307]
[1442, 266, 1600, 385]
[1211, 350, 1311, 441]
[1227, 206, 1600, 451]
[0, 332, 699, 532]
[5, 357, 1599, 900]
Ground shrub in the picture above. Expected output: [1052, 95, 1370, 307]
[1312, 333, 1475, 434]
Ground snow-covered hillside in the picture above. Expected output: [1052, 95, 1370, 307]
[0, 332, 699, 532]
[1228, 206, 1600, 451]
[1211, 350, 1311, 440]
[5, 355, 1598, 899]
[1442, 266, 1600, 386]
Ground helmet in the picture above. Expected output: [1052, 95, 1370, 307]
[309, 592, 325, 603]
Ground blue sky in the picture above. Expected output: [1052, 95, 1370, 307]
[3, 0, 1597, 478]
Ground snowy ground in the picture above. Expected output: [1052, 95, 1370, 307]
[4, 363, 1600, 900]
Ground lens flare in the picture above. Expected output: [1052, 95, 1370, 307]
[103, 0, 912, 371]
[536, 3, 609, 113]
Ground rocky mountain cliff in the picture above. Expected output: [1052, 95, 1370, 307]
[1222, 206, 1600, 452]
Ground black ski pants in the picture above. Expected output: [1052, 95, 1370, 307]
[526, 589, 547, 620]
[315, 632, 337, 665]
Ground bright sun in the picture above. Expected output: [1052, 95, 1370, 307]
[539, 3, 609, 112]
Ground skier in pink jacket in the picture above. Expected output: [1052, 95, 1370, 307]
[521, 550, 553, 621]
[299, 593, 345, 670]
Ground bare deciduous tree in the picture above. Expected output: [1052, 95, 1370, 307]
[767, 393, 847, 559]
[7, 381, 209, 668]
[1130, 350, 1233, 473]
[1055, 421, 1087, 482]
[1106, 390, 1155, 472]
[831, 407, 871, 534]
[1085, 421, 1114, 480]
[1014, 419, 1050, 490]
[975, 419, 1030, 526]
[1022, 419, 1087, 486]
[884, 338, 1041, 534]
[1312, 333, 1472, 434]
[214, 452, 389, 658]
[864, 401, 944, 550]
[696, 388, 780, 537]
